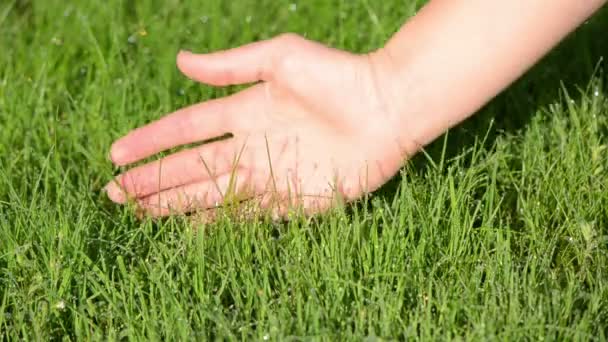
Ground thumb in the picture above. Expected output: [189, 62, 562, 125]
[177, 36, 288, 87]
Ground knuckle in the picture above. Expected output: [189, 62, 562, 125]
[270, 33, 306, 77]
[274, 32, 302, 59]
[275, 32, 302, 45]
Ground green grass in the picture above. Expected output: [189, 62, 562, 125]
[1, 0, 607, 339]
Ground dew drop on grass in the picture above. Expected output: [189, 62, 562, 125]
[289, 3, 297, 12]
[263, 334, 270, 340]
[594, 89, 600, 97]
[128, 35, 137, 44]
[55, 300, 66, 310]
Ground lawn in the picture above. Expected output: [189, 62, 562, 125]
[1, 0, 607, 339]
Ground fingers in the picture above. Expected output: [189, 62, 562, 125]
[177, 33, 308, 86]
[137, 171, 255, 217]
[105, 137, 253, 203]
[110, 85, 265, 166]
[110, 34, 306, 166]
[137, 176, 334, 219]
[133, 171, 344, 220]
[177, 38, 279, 86]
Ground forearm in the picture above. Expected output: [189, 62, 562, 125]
[374, 0, 606, 150]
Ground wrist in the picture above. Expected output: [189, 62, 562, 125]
[365, 46, 448, 158]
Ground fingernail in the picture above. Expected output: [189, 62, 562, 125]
[109, 144, 126, 166]
[104, 182, 126, 204]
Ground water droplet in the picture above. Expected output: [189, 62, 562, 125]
[263, 334, 270, 340]
[55, 300, 66, 310]
[200, 15, 209, 24]
[127, 35, 137, 44]
[289, 3, 297, 12]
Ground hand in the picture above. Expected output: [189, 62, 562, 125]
[104, 33, 412, 219]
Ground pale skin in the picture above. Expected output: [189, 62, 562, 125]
[105, 0, 607, 219]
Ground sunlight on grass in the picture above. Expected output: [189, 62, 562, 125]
[0, 0, 607, 339]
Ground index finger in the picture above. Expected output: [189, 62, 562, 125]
[109, 84, 265, 166]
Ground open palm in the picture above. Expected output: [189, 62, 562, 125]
[105, 34, 409, 218]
